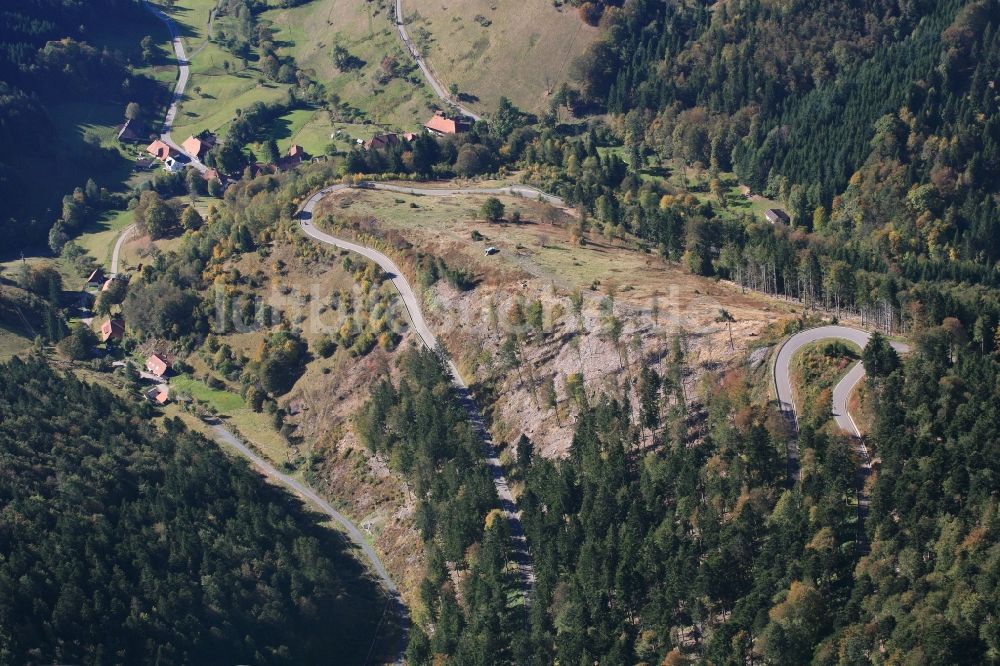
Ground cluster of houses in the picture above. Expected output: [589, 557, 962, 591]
[144, 134, 310, 181]
[82, 266, 172, 405]
[118, 120, 313, 184]
[121, 108, 473, 176]
[358, 111, 473, 152]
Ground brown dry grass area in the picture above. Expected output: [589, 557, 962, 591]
[315, 185, 802, 457]
[292, 345, 427, 599]
[406, 0, 598, 114]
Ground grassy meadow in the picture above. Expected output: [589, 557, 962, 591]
[405, 0, 598, 115]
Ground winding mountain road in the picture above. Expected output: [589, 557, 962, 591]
[394, 0, 481, 121]
[773, 325, 909, 536]
[142, 0, 207, 173]
[110, 216, 408, 660]
[297, 182, 538, 598]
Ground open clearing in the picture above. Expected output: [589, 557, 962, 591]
[265, 0, 435, 128]
[405, 0, 598, 115]
[160, 0, 434, 145]
[314, 186, 796, 330]
[313, 184, 802, 459]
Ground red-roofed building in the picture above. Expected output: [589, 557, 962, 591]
[276, 144, 310, 170]
[100, 318, 125, 343]
[145, 386, 170, 404]
[146, 354, 170, 377]
[146, 139, 174, 161]
[181, 134, 214, 160]
[424, 111, 472, 136]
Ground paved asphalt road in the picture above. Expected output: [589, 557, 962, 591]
[110, 224, 135, 275]
[774, 324, 910, 481]
[142, 1, 207, 173]
[297, 183, 538, 597]
[394, 0, 482, 121]
[209, 422, 407, 662]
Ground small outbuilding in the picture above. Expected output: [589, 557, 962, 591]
[145, 386, 169, 404]
[764, 208, 790, 225]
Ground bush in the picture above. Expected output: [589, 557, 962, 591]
[480, 197, 505, 223]
[57, 324, 97, 361]
[314, 335, 337, 358]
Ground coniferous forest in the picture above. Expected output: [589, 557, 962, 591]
[0, 357, 393, 665]
[354, 333, 999, 664]
[2, 0, 999, 663]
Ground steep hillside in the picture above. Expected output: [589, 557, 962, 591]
[404, 0, 598, 115]
[0, 0, 172, 252]
[570, 0, 1000, 270]
[0, 356, 397, 664]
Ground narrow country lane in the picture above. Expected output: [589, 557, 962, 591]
[110, 224, 135, 275]
[118, 7, 405, 660]
[394, 0, 482, 121]
[209, 422, 408, 661]
[142, 0, 208, 173]
[773, 325, 909, 542]
[297, 182, 541, 599]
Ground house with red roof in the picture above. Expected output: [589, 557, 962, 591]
[364, 133, 402, 151]
[146, 139, 174, 161]
[100, 318, 125, 343]
[181, 133, 215, 160]
[146, 354, 170, 377]
[424, 111, 472, 136]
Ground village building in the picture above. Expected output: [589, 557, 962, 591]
[276, 144, 311, 170]
[765, 208, 791, 225]
[146, 139, 174, 161]
[145, 386, 170, 404]
[181, 133, 215, 160]
[117, 119, 147, 144]
[202, 168, 227, 189]
[85, 267, 105, 287]
[424, 111, 472, 136]
[100, 318, 125, 343]
[146, 354, 170, 377]
[163, 156, 183, 172]
[364, 133, 402, 151]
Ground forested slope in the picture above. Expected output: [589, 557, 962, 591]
[0, 0, 168, 251]
[355, 324, 998, 664]
[569, 0, 1000, 267]
[0, 356, 393, 665]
